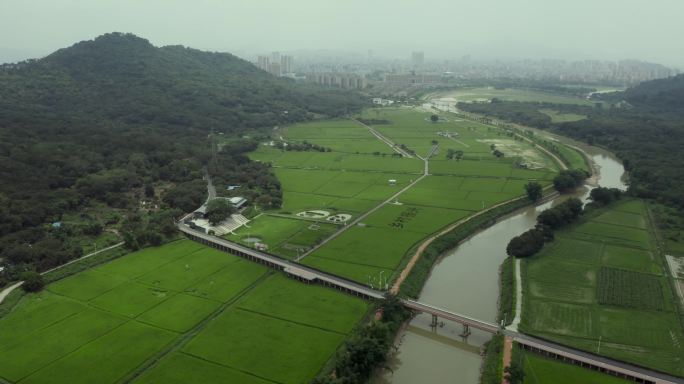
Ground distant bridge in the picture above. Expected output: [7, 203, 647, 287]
[178, 223, 683, 384]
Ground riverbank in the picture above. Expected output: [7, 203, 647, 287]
[374, 102, 628, 384]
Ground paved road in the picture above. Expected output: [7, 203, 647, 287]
[354, 119, 414, 158]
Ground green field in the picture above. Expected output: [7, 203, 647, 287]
[523, 351, 629, 384]
[265, 108, 560, 283]
[436, 87, 594, 105]
[539, 108, 587, 123]
[0, 240, 368, 384]
[520, 199, 684, 376]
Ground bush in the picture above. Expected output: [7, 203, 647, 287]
[20, 271, 45, 292]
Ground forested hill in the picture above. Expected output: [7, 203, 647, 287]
[0, 33, 366, 280]
[623, 74, 684, 113]
[1, 32, 366, 130]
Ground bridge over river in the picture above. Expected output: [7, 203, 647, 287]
[178, 223, 683, 384]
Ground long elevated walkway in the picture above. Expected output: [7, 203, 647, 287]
[178, 223, 683, 384]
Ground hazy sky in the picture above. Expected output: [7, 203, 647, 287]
[1, 0, 682, 67]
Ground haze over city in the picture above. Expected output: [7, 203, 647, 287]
[1, 0, 683, 66]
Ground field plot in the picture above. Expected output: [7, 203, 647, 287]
[0, 240, 368, 384]
[225, 215, 339, 259]
[281, 119, 393, 154]
[521, 199, 684, 376]
[267, 108, 558, 283]
[523, 351, 629, 384]
[436, 87, 593, 105]
[538, 108, 587, 123]
[0, 241, 265, 384]
[178, 274, 367, 384]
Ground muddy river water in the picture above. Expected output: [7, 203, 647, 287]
[374, 135, 628, 384]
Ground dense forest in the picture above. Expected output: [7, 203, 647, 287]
[0, 33, 367, 283]
[458, 75, 684, 209]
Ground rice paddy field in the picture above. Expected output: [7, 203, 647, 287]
[0, 107, 568, 383]
[276, 108, 560, 283]
[522, 351, 629, 384]
[0, 240, 368, 384]
[520, 199, 684, 376]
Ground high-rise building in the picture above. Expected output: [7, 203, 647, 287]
[412, 51, 424, 69]
[257, 56, 270, 72]
[268, 62, 282, 76]
[280, 55, 294, 74]
[271, 52, 281, 66]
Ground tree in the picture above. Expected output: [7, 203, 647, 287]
[454, 150, 464, 161]
[430, 114, 439, 123]
[504, 361, 525, 384]
[553, 169, 588, 193]
[144, 184, 155, 198]
[206, 198, 235, 226]
[589, 187, 622, 205]
[20, 271, 45, 292]
[493, 149, 504, 158]
[525, 182, 543, 202]
[506, 229, 545, 258]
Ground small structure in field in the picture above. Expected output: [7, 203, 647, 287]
[254, 242, 269, 251]
[227, 196, 248, 209]
[388, 179, 397, 186]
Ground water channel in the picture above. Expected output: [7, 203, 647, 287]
[374, 133, 628, 383]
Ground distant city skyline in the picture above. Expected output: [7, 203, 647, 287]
[1, 0, 684, 68]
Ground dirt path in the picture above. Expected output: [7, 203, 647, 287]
[390, 193, 528, 294]
[501, 336, 513, 384]
[0, 282, 24, 305]
[508, 258, 523, 331]
[0, 241, 125, 306]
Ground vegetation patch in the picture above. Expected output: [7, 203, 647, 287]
[597, 267, 665, 311]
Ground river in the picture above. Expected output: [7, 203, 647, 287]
[374, 133, 628, 383]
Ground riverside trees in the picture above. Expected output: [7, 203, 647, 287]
[506, 198, 583, 258]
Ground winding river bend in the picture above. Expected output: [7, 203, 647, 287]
[374, 138, 628, 383]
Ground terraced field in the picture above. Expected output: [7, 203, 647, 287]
[0, 241, 368, 384]
[521, 199, 684, 376]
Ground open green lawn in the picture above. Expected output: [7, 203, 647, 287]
[523, 351, 629, 384]
[521, 199, 684, 377]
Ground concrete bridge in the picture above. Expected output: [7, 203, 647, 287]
[178, 223, 683, 384]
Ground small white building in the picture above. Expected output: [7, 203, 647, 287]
[228, 196, 248, 209]
[388, 179, 397, 186]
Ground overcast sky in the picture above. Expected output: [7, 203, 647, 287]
[1, 0, 682, 67]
